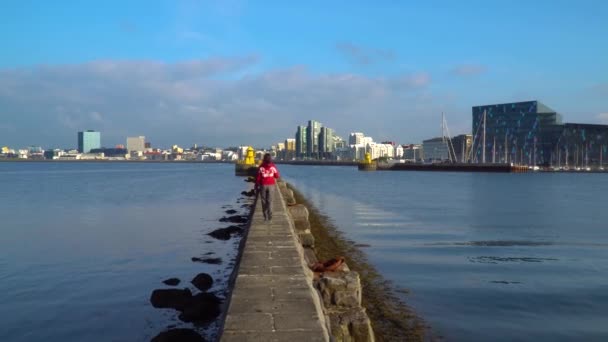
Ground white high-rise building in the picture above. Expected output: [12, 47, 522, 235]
[127, 136, 146, 153]
[395, 144, 404, 158]
[349, 132, 365, 145]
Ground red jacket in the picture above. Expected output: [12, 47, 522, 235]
[256, 162, 280, 186]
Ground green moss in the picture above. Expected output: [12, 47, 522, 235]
[289, 184, 433, 342]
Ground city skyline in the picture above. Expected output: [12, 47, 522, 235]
[1, 1, 607, 148]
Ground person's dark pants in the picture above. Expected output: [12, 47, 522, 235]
[260, 184, 275, 220]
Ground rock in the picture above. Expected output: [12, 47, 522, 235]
[298, 232, 315, 248]
[162, 278, 181, 286]
[178, 292, 223, 324]
[327, 307, 375, 342]
[150, 288, 192, 311]
[280, 188, 294, 199]
[192, 257, 222, 265]
[241, 190, 256, 197]
[219, 215, 248, 224]
[303, 247, 318, 265]
[288, 204, 309, 221]
[354, 243, 371, 248]
[225, 209, 237, 215]
[315, 271, 362, 308]
[285, 196, 297, 206]
[208, 226, 243, 240]
[151, 328, 206, 342]
[294, 219, 311, 232]
[191, 273, 213, 292]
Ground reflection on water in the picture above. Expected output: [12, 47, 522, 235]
[281, 165, 608, 341]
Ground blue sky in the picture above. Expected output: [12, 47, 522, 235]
[1, 0, 607, 148]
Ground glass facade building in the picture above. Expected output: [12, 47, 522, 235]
[77, 130, 101, 153]
[319, 127, 335, 159]
[472, 101, 608, 166]
[295, 126, 307, 159]
[472, 101, 562, 165]
[306, 120, 322, 159]
[555, 123, 608, 168]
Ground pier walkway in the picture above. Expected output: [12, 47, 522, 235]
[221, 186, 329, 341]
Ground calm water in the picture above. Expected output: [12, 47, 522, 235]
[0, 162, 247, 342]
[281, 165, 608, 342]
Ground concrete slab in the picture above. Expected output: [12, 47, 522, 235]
[221, 186, 329, 342]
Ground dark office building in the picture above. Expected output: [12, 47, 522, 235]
[472, 101, 563, 165]
[554, 123, 608, 168]
[472, 100, 608, 167]
[450, 134, 472, 163]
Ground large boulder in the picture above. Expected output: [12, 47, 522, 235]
[178, 292, 222, 323]
[315, 271, 362, 308]
[327, 307, 375, 342]
[191, 273, 214, 292]
[288, 204, 309, 221]
[151, 328, 206, 342]
[299, 232, 315, 248]
[150, 288, 192, 311]
[294, 219, 311, 233]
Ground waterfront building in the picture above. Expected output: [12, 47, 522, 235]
[472, 100, 608, 166]
[306, 120, 322, 159]
[284, 138, 296, 160]
[472, 101, 562, 165]
[319, 127, 335, 159]
[127, 136, 146, 153]
[295, 126, 307, 159]
[555, 123, 608, 168]
[349, 132, 365, 145]
[450, 134, 473, 163]
[395, 144, 404, 159]
[367, 142, 395, 160]
[78, 130, 101, 153]
[90, 147, 128, 157]
[403, 144, 423, 161]
[423, 137, 449, 162]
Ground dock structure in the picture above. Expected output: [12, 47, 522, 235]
[221, 186, 329, 341]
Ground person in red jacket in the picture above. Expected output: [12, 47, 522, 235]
[255, 153, 280, 221]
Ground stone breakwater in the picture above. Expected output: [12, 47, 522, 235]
[220, 180, 375, 342]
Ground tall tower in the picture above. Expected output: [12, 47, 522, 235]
[295, 126, 307, 159]
[77, 130, 101, 153]
[306, 120, 322, 159]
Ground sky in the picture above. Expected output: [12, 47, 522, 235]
[1, 0, 607, 148]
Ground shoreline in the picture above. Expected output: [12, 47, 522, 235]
[288, 184, 433, 341]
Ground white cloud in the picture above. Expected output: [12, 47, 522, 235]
[0, 56, 438, 148]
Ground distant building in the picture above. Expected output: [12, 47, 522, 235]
[403, 144, 423, 161]
[423, 137, 449, 162]
[78, 130, 101, 153]
[472, 101, 562, 164]
[349, 132, 365, 145]
[367, 142, 395, 160]
[284, 138, 296, 160]
[395, 144, 404, 158]
[306, 120, 322, 159]
[319, 127, 335, 159]
[127, 136, 146, 153]
[450, 134, 473, 163]
[90, 147, 128, 157]
[556, 123, 608, 167]
[295, 126, 307, 159]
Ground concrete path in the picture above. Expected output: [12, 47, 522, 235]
[221, 185, 329, 342]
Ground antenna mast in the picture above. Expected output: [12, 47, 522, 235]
[482, 110, 486, 163]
